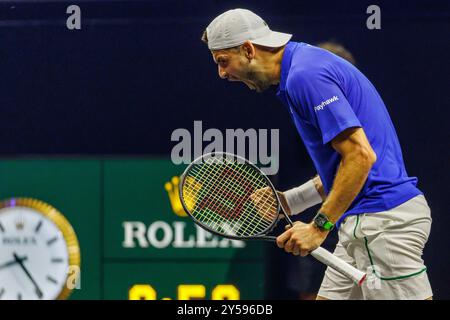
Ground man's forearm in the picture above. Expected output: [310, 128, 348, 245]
[318, 154, 374, 224]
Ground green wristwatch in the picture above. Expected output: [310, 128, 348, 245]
[313, 212, 334, 231]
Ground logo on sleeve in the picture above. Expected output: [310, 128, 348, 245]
[314, 96, 339, 112]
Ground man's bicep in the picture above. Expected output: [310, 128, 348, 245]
[331, 127, 377, 162]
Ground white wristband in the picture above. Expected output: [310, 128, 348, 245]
[284, 179, 323, 215]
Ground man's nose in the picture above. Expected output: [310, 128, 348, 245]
[218, 66, 227, 79]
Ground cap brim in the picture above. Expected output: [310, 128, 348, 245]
[250, 31, 292, 48]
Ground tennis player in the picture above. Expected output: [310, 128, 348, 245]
[201, 9, 433, 300]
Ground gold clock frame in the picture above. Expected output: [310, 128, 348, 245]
[0, 197, 81, 300]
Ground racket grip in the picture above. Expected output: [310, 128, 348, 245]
[310, 247, 367, 286]
[260, 237, 366, 285]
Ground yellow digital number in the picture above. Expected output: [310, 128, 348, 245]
[211, 285, 240, 300]
[129, 284, 157, 300]
[177, 284, 206, 300]
[128, 284, 240, 300]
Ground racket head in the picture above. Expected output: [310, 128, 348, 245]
[179, 152, 282, 240]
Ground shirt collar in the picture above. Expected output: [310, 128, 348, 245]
[278, 41, 298, 93]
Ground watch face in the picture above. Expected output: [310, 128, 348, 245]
[314, 214, 327, 227]
[0, 201, 77, 300]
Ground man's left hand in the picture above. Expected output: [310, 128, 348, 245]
[276, 221, 329, 256]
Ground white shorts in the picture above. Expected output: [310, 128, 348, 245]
[318, 195, 433, 300]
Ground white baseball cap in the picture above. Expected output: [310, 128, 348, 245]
[205, 9, 292, 50]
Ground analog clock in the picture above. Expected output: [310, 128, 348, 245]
[0, 198, 80, 300]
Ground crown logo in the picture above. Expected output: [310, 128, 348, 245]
[165, 176, 203, 217]
[165, 176, 188, 217]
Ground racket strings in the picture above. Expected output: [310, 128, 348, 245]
[197, 159, 272, 235]
[182, 155, 279, 237]
[218, 163, 274, 235]
[199, 163, 250, 220]
[186, 159, 257, 234]
[227, 161, 276, 234]
[183, 159, 238, 230]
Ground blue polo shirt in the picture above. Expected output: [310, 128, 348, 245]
[277, 42, 422, 228]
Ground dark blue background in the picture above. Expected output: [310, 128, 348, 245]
[1, 0, 449, 299]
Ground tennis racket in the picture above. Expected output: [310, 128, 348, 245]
[179, 152, 366, 285]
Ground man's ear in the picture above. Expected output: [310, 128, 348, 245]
[241, 41, 256, 61]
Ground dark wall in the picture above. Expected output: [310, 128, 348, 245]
[1, 0, 449, 298]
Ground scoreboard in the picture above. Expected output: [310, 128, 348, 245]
[0, 158, 266, 299]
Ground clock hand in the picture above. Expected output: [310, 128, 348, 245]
[13, 252, 43, 299]
[0, 256, 28, 271]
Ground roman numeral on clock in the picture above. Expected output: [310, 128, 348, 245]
[46, 275, 58, 285]
[35, 220, 43, 233]
[47, 236, 58, 246]
[51, 258, 64, 264]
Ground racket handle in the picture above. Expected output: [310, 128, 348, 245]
[260, 237, 366, 285]
[310, 247, 367, 286]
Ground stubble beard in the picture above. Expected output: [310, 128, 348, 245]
[245, 69, 271, 93]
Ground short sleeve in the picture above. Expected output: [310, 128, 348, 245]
[287, 68, 361, 144]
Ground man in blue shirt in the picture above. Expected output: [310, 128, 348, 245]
[202, 9, 432, 299]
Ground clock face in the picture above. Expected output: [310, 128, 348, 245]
[0, 206, 71, 300]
